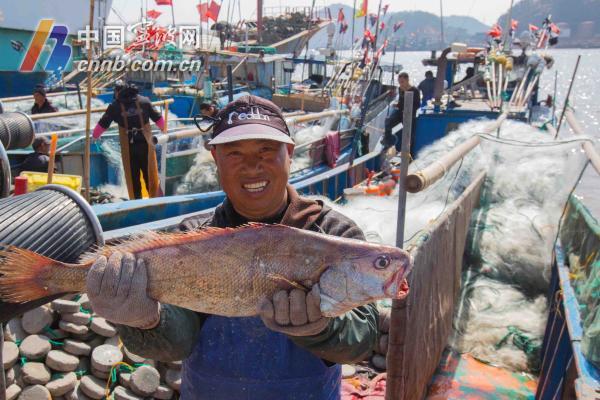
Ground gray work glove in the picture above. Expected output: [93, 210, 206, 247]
[258, 285, 330, 337]
[87, 251, 160, 329]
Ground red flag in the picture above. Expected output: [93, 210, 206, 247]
[382, 4, 389, 15]
[393, 21, 404, 32]
[487, 24, 503, 38]
[337, 8, 345, 23]
[364, 29, 374, 43]
[207, 0, 221, 22]
[146, 9, 162, 19]
[529, 24, 539, 31]
[550, 23, 560, 34]
[155, 0, 172, 5]
[339, 22, 348, 34]
[511, 19, 518, 31]
[197, 2, 209, 22]
[380, 21, 385, 30]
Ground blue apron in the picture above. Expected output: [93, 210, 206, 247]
[180, 315, 341, 399]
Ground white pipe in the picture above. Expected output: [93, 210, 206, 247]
[406, 112, 508, 192]
[564, 109, 600, 175]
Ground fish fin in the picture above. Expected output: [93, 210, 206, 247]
[266, 273, 309, 292]
[89, 224, 288, 256]
[0, 246, 64, 303]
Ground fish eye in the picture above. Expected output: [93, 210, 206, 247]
[374, 255, 391, 269]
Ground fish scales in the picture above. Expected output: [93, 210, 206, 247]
[0, 224, 412, 318]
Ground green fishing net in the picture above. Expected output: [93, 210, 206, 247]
[561, 195, 600, 369]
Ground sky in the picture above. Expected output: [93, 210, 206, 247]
[107, 0, 518, 27]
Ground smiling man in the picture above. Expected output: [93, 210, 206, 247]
[86, 96, 398, 400]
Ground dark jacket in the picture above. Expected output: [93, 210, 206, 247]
[116, 187, 379, 366]
[19, 152, 50, 173]
[98, 95, 162, 144]
[397, 86, 421, 117]
[31, 100, 58, 115]
[418, 77, 436, 102]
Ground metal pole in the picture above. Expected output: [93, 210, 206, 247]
[76, 82, 83, 109]
[552, 70, 558, 126]
[386, 90, 414, 400]
[227, 64, 234, 102]
[373, 0, 382, 49]
[555, 55, 581, 139]
[387, 44, 397, 117]
[84, 0, 96, 202]
[0, 324, 5, 400]
[170, 2, 176, 26]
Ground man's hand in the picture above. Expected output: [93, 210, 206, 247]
[258, 285, 330, 337]
[87, 252, 160, 329]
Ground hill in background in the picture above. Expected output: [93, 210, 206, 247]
[498, 0, 600, 47]
[309, 4, 489, 51]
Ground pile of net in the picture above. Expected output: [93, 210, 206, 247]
[451, 124, 589, 372]
[315, 117, 590, 373]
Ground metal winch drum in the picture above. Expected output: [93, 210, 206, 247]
[0, 185, 104, 322]
[0, 111, 35, 150]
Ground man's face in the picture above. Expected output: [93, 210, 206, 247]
[212, 139, 294, 220]
[398, 77, 409, 90]
[33, 93, 45, 105]
[37, 142, 50, 154]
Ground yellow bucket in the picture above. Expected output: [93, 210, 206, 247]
[20, 171, 82, 193]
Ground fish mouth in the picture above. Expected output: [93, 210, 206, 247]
[383, 269, 405, 299]
[242, 180, 269, 194]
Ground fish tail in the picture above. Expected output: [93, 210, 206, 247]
[0, 246, 89, 303]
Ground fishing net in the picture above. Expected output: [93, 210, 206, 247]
[452, 129, 590, 372]
[312, 119, 592, 375]
[560, 195, 600, 369]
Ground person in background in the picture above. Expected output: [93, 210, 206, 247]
[418, 70, 436, 106]
[456, 67, 475, 85]
[200, 102, 219, 118]
[19, 137, 53, 173]
[31, 87, 58, 115]
[92, 82, 165, 199]
[383, 72, 421, 156]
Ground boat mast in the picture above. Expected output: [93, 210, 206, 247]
[439, 0, 444, 48]
[502, 0, 514, 52]
[257, 0, 263, 44]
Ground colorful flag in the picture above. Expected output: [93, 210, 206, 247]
[393, 21, 404, 32]
[207, 0, 221, 22]
[146, 9, 162, 19]
[380, 21, 385, 30]
[155, 0, 172, 5]
[339, 22, 349, 34]
[550, 23, 560, 34]
[511, 19, 518, 31]
[197, 2, 209, 22]
[364, 29, 374, 43]
[529, 24, 539, 31]
[337, 8, 345, 23]
[356, 0, 368, 18]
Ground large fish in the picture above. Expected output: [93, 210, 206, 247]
[0, 224, 412, 317]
